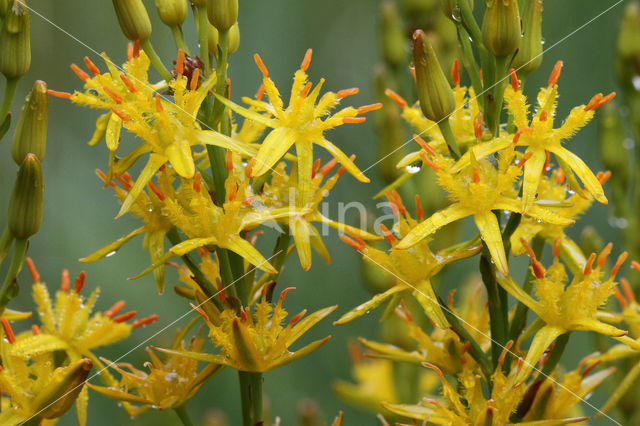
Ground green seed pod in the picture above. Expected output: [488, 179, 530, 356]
[207, 0, 238, 32]
[112, 0, 152, 41]
[207, 24, 219, 55]
[412, 29, 455, 122]
[615, 1, 640, 89]
[227, 22, 240, 54]
[482, 0, 521, 57]
[12, 80, 48, 164]
[513, 0, 543, 76]
[8, 153, 43, 239]
[381, 1, 406, 67]
[0, 0, 31, 79]
[154, 0, 187, 26]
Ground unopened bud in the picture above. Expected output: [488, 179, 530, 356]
[227, 22, 240, 54]
[112, 0, 152, 41]
[0, 0, 31, 79]
[442, 0, 474, 22]
[12, 80, 48, 164]
[34, 358, 93, 420]
[154, 0, 187, 26]
[207, 0, 238, 32]
[513, 0, 543, 75]
[615, 1, 640, 89]
[381, 1, 406, 67]
[482, 0, 521, 57]
[412, 30, 455, 122]
[8, 153, 43, 239]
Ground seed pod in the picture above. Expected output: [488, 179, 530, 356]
[412, 29, 455, 122]
[12, 80, 48, 164]
[154, 0, 187, 26]
[207, 0, 238, 32]
[0, 0, 31, 79]
[34, 359, 93, 420]
[112, 0, 152, 41]
[227, 22, 240, 54]
[513, 0, 543, 76]
[381, 1, 406, 67]
[8, 153, 43, 239]
[482, 0, 521, 57]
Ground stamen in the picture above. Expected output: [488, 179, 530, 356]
[479, 68, 483, 83]
[555, 168, 565, 185]
[379, 223, 396, 244]
[384, 88, 407, 108]
[522, 238, 544, 279]
[451, 58, 460, 87]
[155, 93, 163, 112]
[448, 289, 456, 307]
[517, 151, 533, 168]
[133, 40, 141, 57]
[415, 194, 424, 221]
[584, 253, 596, 275]
[581, 360, 602, 378]
[176, 48, 184, 75]
[632, 260, 640, 273]
[611, 252, 628, 278]
[84, 57, 101, 75]
[193, 172, 201, 193]
[103, 87, 123, 104]
[74, 271, 86, 293]
[300, 48, 313, 71]
[421, 362, 444, 378]
[127, 42, 134, 60]
[254, 53, 269, 77]
[553, 236, 561, 258]
[113, 311, 137, 323]
[586, 92, 616, 111]
[342, 117, 366, 124]
[242, 197, 254, 206]
[226, 149, 233, 171]
[413, 134, 435, 155]
[132, 314, 159, 328]
[472, 167, 480, 183]
[357, 103, 383, 114]
[337, 88, 359, 99]
[148, 181, 165, 201]
[289, 310, 306, 325]
[255, 83, 265, 100]
[620, 278, 636, 302]
[408, 65, 416, 82]
[498, 340, 514, 366]
[613, 286, 627, 308]
[597, 242, 613, 267]
[110, 106, 129, 121]
[311, 159, 321, 178]
[391, 190, 407, 214]
[190, 68, 200, 91]
[339, 235, 365, 251]
[113, 173, 132, 191]
[279, 287, 296, 302]
[319, 158, 338, 175]
[300, 81, 312, 98]
[120, 74, 137, 93]
[539, 110, 548, 122]
[32, 324, 40, 335]
[474, 112, 483, 139]
[228, 183, 238, 202]
[70, 64, 89, 81]
[512, 128, 533, 145]
[48, 90, 72, 99]
[548, 60, 563, 86]
[542, 150, 550, 175]
[1, 319, 15, 344]
[61, 269, 70, 291]
[597, 170, 612, 184]
[510, 68, 519, 92]
[419, 152, 439, 171]
[25, 258, 40, 283]
[246, 158, 256, 178]
[104, 300, 126, 318]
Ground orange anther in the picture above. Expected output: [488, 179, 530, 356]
[225, 149, 233, 171]
[522, 238, 545, 279]
[390, 190, 407, 214]
[132, 314, 159, 328]
[311, 158, 321, 179]
[422, 362, 444, 378]
[25, 258, 40, 283]
[246, 158, 256, 178]
[228, 183, 238, 202]
[498, 340, 514, 366]
[103, 87, 123, 104]
[472, 167, 480, 183]
[300, 81, 312, 98]
[517, 151, 533, 168]
[1, 319, 15, 344]
[127, 42, 134, 60]
[190, 68, 200, 91]
[113, 311, 137, 323]
[109, 106, 129, 122]
[379, 223, 396, 244]
[415, 194, 424, 221]
[339, 234, 365, 251]
[300, 48, 313, 71]
[553, 236, 561, 258]
[289, 310, 306, 325]
[613, 286, 627, 308]
[581, 360, 602, 378]
[419, 152, 439, 171]
[414, 134, 435, 155]
[512, 128, 533, 145]
[120, 73, 137, 93]
[343, 117, 366, 124]
[584, 253, 596, 275]
[176, 49, 184, 75]
[474, 112, 483, 139]
[596, 170, 612, 184]
[448, 289, 457, 307]
[555, 168, 565, 185]
[61, 269, 70, 292]
[539, 110, 548, 122]
[319, 158, 338, 175]
[586, 92, 616, 111]
[542, 150, 550, 175]
[74, 271, 86, 293]
[337, 87, 359, 99]
[155, 93, 163, 112]
[451, 58, 460, 87]
[632, 260, 640, 273]
[611, 252, 628, 278]
[548, 60, 563, 86]
[193, 172, 201, 193]
[254, 53, 269, 77]
[242, 197, 255, 206]
[48, 90, 72, 99]
[148, 181, 165, 201]
[83, 57, 100, 76]
[255, 83, 265, 101]
[597, 242, 613, 267]
[479, 68, 483, 83]
[113, 173, 132, 191]
[104, 300, 126, 318]
[70, 63, 90, 82]
[620, 278, 636, 302]
[510, 68, 519, 92]
[357, 103, 383, 114]
[32, 324, 40, 335]
[384, 88, 407, 108]
[133, 40, 141, 57]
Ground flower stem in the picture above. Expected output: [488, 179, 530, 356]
[438, 118, 460, 159]
[0, 76, 19, 123]
[0, 225, 14, 265]
[479, 247, 508, 370]
[486, 55, 510, 137]
[455, 24, 483, 104]
[0, 237, 27, 316]
[238, 371, 263, 426]
[174, 404, 195, 426]
[171, 25, 191, 56]
[197, 5, 210, 73]
[140, 39, 172, 82]
[540, 332, 571, 378]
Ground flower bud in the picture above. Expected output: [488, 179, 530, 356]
[207, 0, 238, 32]
[412, 30, 455, 122]
[12, 80, 48, 164]
[227, 22, 240, 54]
[0, 0, 10, 18]
[112, 0, 152, 41]
[442, 0, 474, 22]
[482, 0, 521, 57]
[615, 1, 640, 89]
[0, 0, 31, 79]
[154, 0, 187, 26]
[513, 0, 543, 75]
[8, 153, 43, 239]
[34, 358, 93, 420]
[207, 24, 219, 55]
[381, 1, 406, 67]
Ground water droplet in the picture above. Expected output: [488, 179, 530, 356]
[106, 250, 117, 258]
[541, 37, 546, 45]
[633, 76, 640, 91]
[405, 164, 421, 174]
[624, 137, 635, 150]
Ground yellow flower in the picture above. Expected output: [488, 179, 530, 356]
[156, 288, 336, 372]
[498, 242, 640, 384]
[395, 147, 572, 275]
[452, 62, 613, 210]
[55, 46, 255, 217]
[214, 49, 375, 200]
[87, 332, 222, 418]
[0, 319, 93, 426]
[337, 191, 480, 327]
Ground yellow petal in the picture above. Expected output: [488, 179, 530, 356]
[105, 113, 122, 151]
[292, 218, 312, 271]
[80, 227, 145, 262]
[358, 337, 426, 364]
[413, 280, 448, 328]
[524, 205, 575, 226]
[117, 154, 167, 218]
[521, 149, 547, 211]
[224, 235, 277, 274]
[86, 383, 152, 405]
[308, 225, 331, 265]
[288, 305, 337, 346]
[253, 127, 297, 177]
[396, 204, 469, 250]
[231, 318, 264, 371]
[76, 385, 88, 426]
[474, 211, 508, 275]
[148, 230, 166, 294]
[2, 308, 32, 321]
[316, 138, 370, 183]
[196, 129, 258, 157]
[212, 92, 277, 127]
[496, 275, 543, 318]
[165, 139, 195, 178]
[11, 334, 69, 357]
[88, 113, 110, 146]
[268, 336, 331, 371]
[334, 286, 404, 325]
[550, 146, 607, 204]
[451, 138, 512, 173]
[34, 358, 93, 420]
[295, 140, 314, 200]
[373, 173, 411, 199]
[557, 236, 587, 276]
[514, 325, 564, 385]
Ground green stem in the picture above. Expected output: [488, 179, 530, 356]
[171, 25, 191, 56]
[438, 119, 460, 159]
[540, 332, 571, 378]
[197, 5, 210, 73]
[211, 29, 229, 124]
[0, 238, 27, 316]
[0, 225, 14, 265]
[0, 76, 19, 122]
[238, 371, 263, 426]
[140, 39, 172, 82]
[174, 404, 195, 426]
[457, 0, 482, 46]
[480, 249, 507, 370]
[455, 24, 483, 105]
[486, 55, 509, 136]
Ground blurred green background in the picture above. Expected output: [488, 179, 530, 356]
[0, 0, 629, 424]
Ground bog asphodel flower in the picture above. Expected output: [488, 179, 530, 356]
[156, 287, 336, 372]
